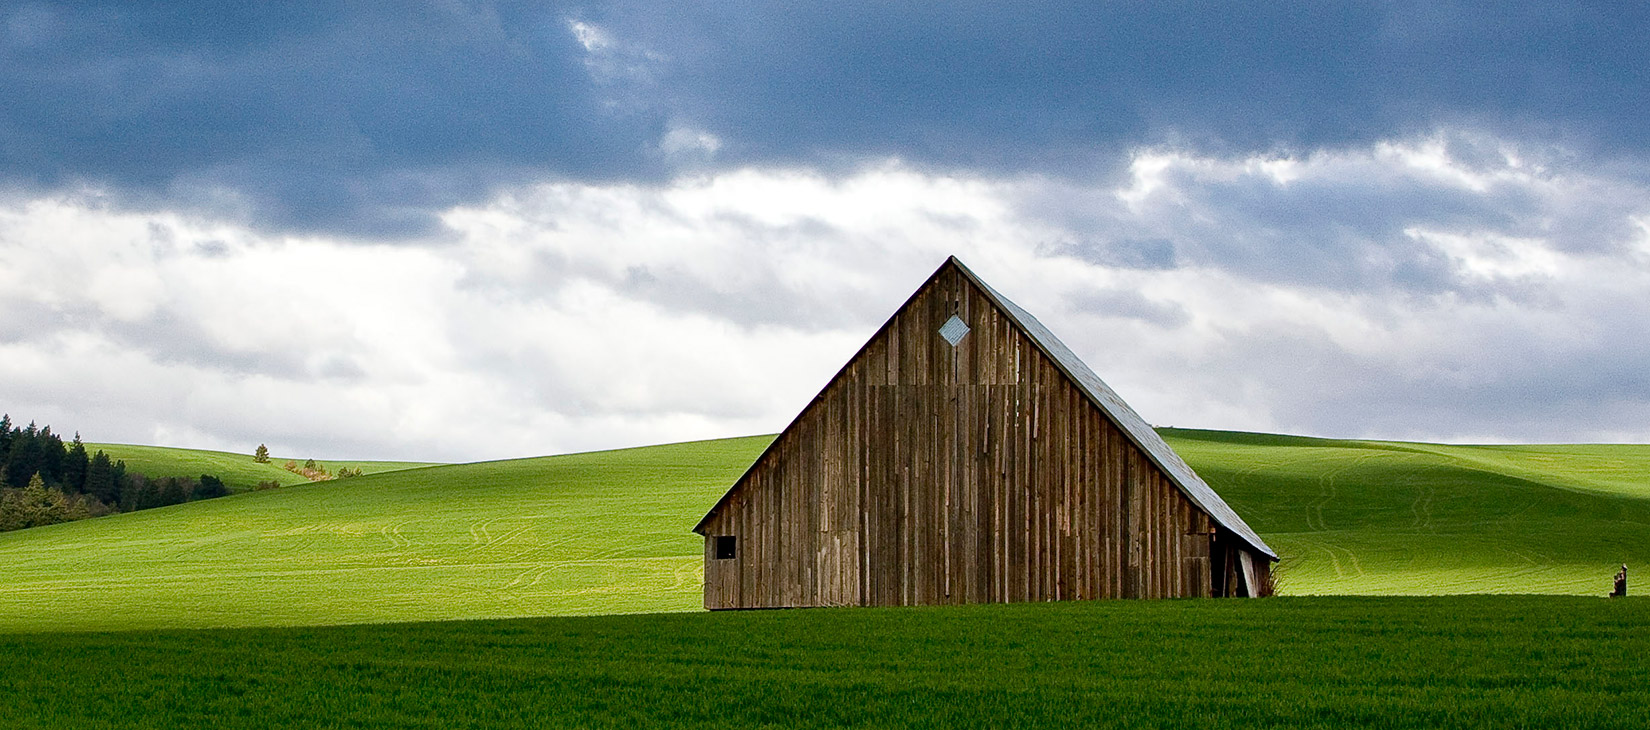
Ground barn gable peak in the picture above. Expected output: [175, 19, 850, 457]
[695, 255, 1274, 561]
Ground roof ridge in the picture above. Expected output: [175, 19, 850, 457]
[947, 257, 1275, 558]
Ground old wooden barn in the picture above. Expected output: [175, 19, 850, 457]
[694, 256, 1276, 609]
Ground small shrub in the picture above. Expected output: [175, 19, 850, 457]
[0, 474, 87, 531]
[281, 459, 332, 482]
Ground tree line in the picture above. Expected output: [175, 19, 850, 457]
[0, 414, 229, 532]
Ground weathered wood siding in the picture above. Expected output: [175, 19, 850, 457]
[701, 264, 1246, 609]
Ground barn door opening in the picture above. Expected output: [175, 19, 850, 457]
[1209, 533, 1226, 597]
[1209, 530, 1252, 597]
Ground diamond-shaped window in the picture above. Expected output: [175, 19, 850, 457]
[939, 314, 970, 346]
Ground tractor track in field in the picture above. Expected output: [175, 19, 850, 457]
[379, 520, 414, 550]
[1304, 450, 1383, 532]
[465, 518, 536, 553]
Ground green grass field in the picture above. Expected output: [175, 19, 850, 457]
[2, 596, 1644, 729]
[1, 429, 1647, 633]
[1161, 429, 1650, 595]
[84, 442, 443, 491]
[0, 437, 770, 632]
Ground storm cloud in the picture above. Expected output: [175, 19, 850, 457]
[4, 2, 1649, 233]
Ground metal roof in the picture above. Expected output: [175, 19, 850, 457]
[949, 257, 1276, 559]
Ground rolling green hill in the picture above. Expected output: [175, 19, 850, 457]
[1162, 429, 1650, 596]
[0, 429, 1647, 633]
[83, 442, 443, 491]
[0, 437, 769, 632]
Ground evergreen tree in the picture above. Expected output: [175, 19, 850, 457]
[38, 426, 66, 487]
[84, 450, 118, 505]
[253, 444, 270, 463]
[3, 423, 42, 489]
[157, 478, 188, 507]
[127, 476, 159, 511]
[0, 414, 12, 455]
[63, 433, 89, 494]
[105, 456, 132, 510]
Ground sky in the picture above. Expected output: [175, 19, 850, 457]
[4, 1, 1650, 462]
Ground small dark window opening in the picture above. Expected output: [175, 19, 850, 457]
[714, 535, 738, 560]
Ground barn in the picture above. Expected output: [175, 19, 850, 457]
[694, 256, 1276, 609]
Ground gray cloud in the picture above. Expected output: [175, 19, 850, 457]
[0, 2, 656, 236]
[1198, 313, 1650, 444]
[4, 2, 1650, 236]
[1066, 289, 1190, 329]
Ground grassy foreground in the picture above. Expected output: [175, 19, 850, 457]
[2, 596, 1645, 729]
[84, 442, 442, 491]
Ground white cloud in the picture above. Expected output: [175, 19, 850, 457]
[566, 20, 611, 53]
[565, 17, 664, 93]
[659, 125, 722, 159]
[4, 132, 1650, 462]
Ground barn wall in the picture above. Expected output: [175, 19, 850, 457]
[701, 265, 1218, 609]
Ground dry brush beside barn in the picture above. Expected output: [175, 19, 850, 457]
[694, 256, 1276, 609]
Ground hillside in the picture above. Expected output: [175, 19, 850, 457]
[84, 442, 443, 491]
[1, 429, 1647, 632]
[0, 437, 768, 632]
[1163, 429, 1650, 595]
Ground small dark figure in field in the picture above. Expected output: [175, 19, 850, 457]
[1611, 564, 1627, 597]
